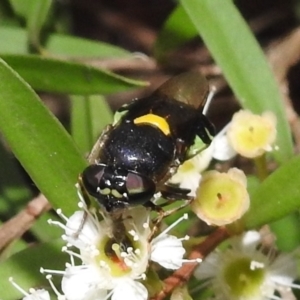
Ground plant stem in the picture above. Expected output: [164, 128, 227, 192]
[254, 153, 268, 181]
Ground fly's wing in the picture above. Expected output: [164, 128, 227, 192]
[154, 71, 209, 109]
[155, 72, 215, 159]
[113, 71, 209, 126]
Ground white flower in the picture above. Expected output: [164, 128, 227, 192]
[46, 191, 192, 300]
[211, 124, 236, 161]
[8, 277, 51, 300]
[151, 214, 194, 270]
[168, 126, 236, 197]
[51, 206, 150, 300]
[151, 234, 185, 270]
[169, 110, 277, 197]
[194, 231, 300, 300]
[60, 261, 148, 300]
[191, 168, 250, 226]
[111, 278, 148, 300]
[22, 290, 50, 300]
[168, 145, 214, 197]
[60, 264, 108, 300]
[227, 110, 277, 158]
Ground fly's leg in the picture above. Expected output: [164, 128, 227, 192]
[160, 184, 191, 201]
[196, 114, 215, 145]
[153, 193, 194, 222]
[143, 200, 165, 240]
[144, 193, 194, 241]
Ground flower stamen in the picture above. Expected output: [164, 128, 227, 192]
[250, 260, 264, 270]
[178, 235, 190, 242]
[104, 289, 114, 300]
[40, 267, 65, 276]
[45, 275, 65, 300]
[9, 277, 29, 296]
[182, 258, 202, 263]
[157, 213, 188, 238]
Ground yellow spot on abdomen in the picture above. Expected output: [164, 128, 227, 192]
[133, 114, 170, 135]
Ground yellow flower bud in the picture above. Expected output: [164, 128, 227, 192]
[191, 168, 250, 226]
[227, 110, 277, 158]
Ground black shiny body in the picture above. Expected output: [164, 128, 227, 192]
[100, 94, 206, 183]
[100, 119, 174, 183]
[81, 72, 215, 213]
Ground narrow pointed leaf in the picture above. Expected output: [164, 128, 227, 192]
[8, 0, 30, 18]
[0, 240, 66, 300]
[26, 0, 53, 47]
[0, 27, 132, 57]
[45, 33, 131, 58]
[154, 6, 197, 61]
[180, 0, 293, 163]
[244, 155, 300, 229]
[71, 95, 113, 155]
[0, 58, 86, 215]
[0, 27, 28, 54]
[1, 54, 148, 95]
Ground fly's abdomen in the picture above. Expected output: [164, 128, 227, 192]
[99, 122, 175, 182]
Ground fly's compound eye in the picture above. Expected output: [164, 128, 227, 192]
[82, 165, 156, 208]
[81, 164, 106, 198]
[126, 172, 156, 205]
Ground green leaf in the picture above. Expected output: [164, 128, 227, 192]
[270, 214, 300, 251]
[89, 96, 113, 141]
[0, 141, 32, 215]
[244, 155, 300, 229]
[2, 239, 28, 260]
[71, 95, 113, 155]
[180, 0, 293, 164]
[0, 2, 18, 27]
[0, 27, 132, 57]
[154, 6, 197, 61]
[71, 96, 94, 155]
[45, 33, 132, 58]
[8, 0, 29, 18]
[0, 58, 86, 215]
[0, 27, 28, 54]
[0, 240, 66, 300]
[1, 54, 148, 95]
[30, 212, 63, 242]
[26, 0, 53, 48]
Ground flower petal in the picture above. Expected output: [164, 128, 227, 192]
[64, 211, 104, 249]
[23, 290, 50, 300]
[192, 168, 250, 226]
[112, 279, 148, 300]
[61, 265, 108, 300]
[212, 132, 236, 161]
[269, 252, 298, 285]
[194, 252, 220, 280]
[227, 110, 277, 158]
[151, 235, 185, 269]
